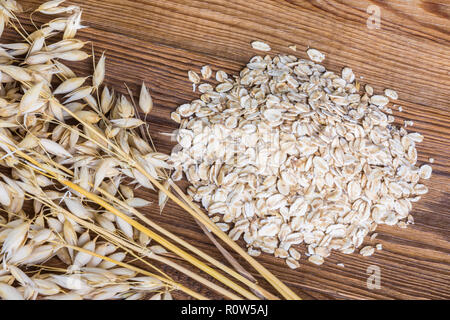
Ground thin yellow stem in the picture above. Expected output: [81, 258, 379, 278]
[60, 178, 253, 300]
[96, 185, 279, 300]
[167, 179, 300, 300]
[29, 187, 241, 301]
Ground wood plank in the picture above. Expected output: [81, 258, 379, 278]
[8, 0, 450, 299]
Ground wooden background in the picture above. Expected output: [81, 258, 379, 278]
[9, 0, 450, 299]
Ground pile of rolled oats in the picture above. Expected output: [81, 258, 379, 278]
[169, 45, 432, 269]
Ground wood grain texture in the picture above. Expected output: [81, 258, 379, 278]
[8, 0, 450, 300]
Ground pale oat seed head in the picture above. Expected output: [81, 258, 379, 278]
[54, 50, 90, 61]
[37, 0, 67, 12]
[40, 138, 72, 158]
[19, 82, 44, 114]
[54, 77, 87, 95]
[0, 283, 24, 300]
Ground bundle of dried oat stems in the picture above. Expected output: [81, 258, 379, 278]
[0, 0, 300, 300]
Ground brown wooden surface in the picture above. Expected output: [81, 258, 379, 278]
[10, 0, 450, 300]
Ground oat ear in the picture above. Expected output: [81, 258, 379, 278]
[54, 77, 87, 95]
[139, 82, 153, 114]
[37, 0, 67, 12]
[93, 52, 106, 89]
